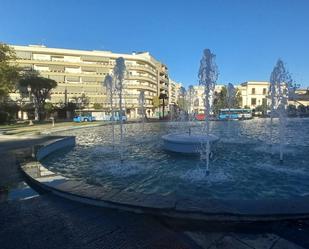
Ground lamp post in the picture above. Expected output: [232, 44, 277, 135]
[27, 85, 33, 125]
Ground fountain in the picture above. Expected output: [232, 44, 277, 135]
[103, 74, 115, 148]
[138, 90, 145, 132]
[162, 49, 219, 162]
[269, 59, 293, 163]
[226, 83, 236, 138]
[35, 50, 309, 221]
[227, 83, 236, 119]
[113, 57, 126, 162]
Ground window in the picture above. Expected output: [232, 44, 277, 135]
[263, 88, 267, 95]
[251, 88, 256, 94]
[194, 99, 199, 107]
[262, 98, 267, 106]
[251, 98, 257, 106]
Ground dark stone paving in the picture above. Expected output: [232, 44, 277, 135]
[0, 194, 195, 249]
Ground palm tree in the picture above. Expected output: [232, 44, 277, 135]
[159, 93, 168, 119]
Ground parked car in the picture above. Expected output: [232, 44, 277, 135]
[73, 115, 95, 122]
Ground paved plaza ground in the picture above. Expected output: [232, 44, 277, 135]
[0, 124, 309, 248]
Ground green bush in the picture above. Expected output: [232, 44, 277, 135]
[0, 111, 8, 124]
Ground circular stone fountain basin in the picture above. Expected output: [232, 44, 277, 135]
[162, 133, 219, 153]
[40, 119, 309, 202]
[22, 119, 309, 221]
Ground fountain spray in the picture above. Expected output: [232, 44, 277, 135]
[198, 49, 218, 175]
[103, 74, 115, 148]
[227, 83, 236, 137]
[114, 57, 126, 163]
[139, 90, 145, 132]
[269, 59, 293, 163]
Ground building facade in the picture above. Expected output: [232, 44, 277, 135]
[189, 85, 224, 114]
[238, 81, 269, 109]
[187, 81, 307, 112]
[10, 44, 170, 119]
[168, 79, 182, 107]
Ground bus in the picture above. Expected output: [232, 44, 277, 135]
[109, 110, 127, 121]
[218, 109, 252, 120]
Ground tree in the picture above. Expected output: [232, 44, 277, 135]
[152, 96, 160, 108]
[177, 97, 187, 111]
[234, 89, 242, 108]
[159, 93, 168, 119]
[297, 104, 306, 114]
[287, 104, 297, 116]
[213, 86, 227, 114]
[93, 103, 103, 109]
[0, 43, 20, 101]
[72, 93, 89, 110]
[0, 101, 19, 123]
[255, 103, 268, 116]
[19, 70, 57, 120]
[44, 102, 55, 118]
[187, 85, 195, 113]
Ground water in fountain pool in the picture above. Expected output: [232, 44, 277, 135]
[42, 118, 309, 200]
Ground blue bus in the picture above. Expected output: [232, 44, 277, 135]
[73, 114, 95, 122]
[109, 110, 127, 121]
[218, 109, 252, 120]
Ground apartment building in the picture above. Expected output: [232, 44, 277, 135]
[168, 79, 182, 107]
[10, 44, 169, 119]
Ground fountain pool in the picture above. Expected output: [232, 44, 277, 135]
[42, 118, 309, 201]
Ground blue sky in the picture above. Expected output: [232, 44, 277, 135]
[1, 0, 309, 87]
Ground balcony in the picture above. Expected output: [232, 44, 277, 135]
[127, 75, 157, 84]
[127, 64, 157, 75]
[126, 84, 157, 93]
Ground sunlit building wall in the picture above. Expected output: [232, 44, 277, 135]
[10, 44, 169, 119]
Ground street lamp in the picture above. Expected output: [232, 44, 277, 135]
[27, 85, 33, 125]
[27, 85, 31, 101]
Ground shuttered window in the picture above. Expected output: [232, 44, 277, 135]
[81, 55, 109, 62]
[16, 51, 32, 60]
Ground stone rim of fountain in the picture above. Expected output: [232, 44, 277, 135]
[20, 135, 309, 223]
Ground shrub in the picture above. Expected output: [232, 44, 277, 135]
[0, 111, 8, 124]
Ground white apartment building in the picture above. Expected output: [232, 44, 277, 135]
[10, 44, 170, 119]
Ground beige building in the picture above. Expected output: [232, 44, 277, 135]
[238, 81, 269, 109]
[168, 79, 182, 107]
[289, 88, 309, 107]
[189, 85, 225, 113]
[10, 44, 170, 119]
[238, 81, 308, 109]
